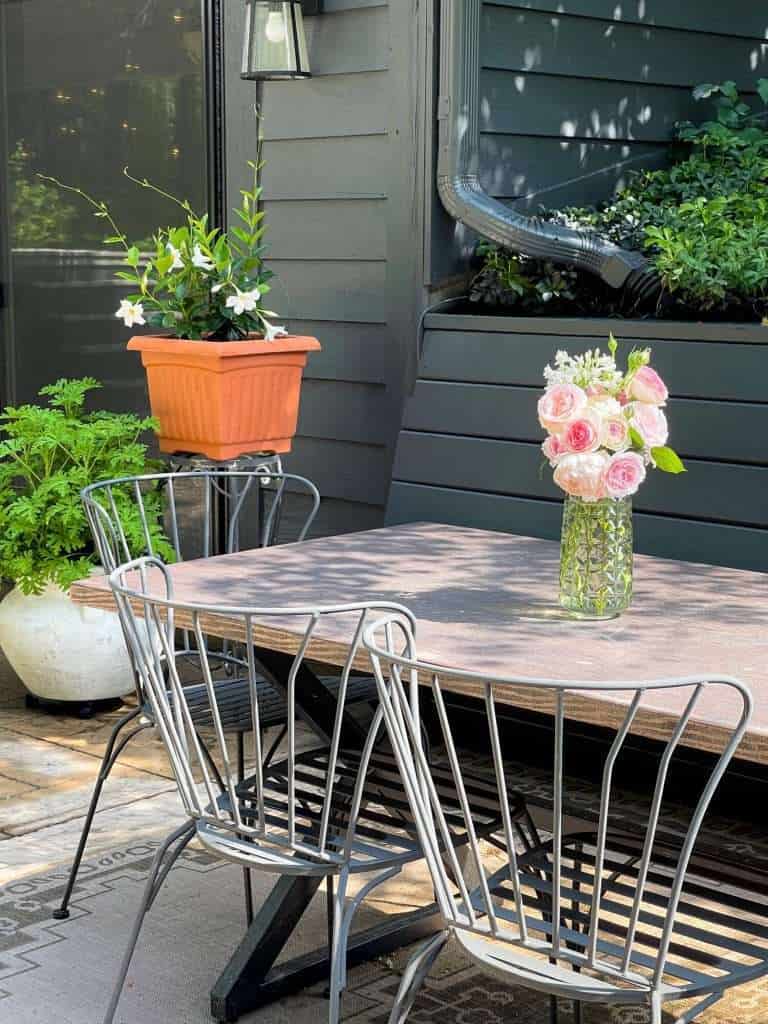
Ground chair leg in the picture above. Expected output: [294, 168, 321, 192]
[103, 820, 196, 1024]
[651, 991, 662, 1024]
[53, 706, 147, 920]
[573, 999, 582, 1024]
[387, 929, 450, 1024]
[549, 995, 559, 1024]
[237, 731, 254, 927]
[328, 869, 349, 1024]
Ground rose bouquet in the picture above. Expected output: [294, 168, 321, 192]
[538, 335, 685, 499]
[539, 336, 684, 618]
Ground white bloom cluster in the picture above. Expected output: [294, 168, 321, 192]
[543, 348, 623, 391]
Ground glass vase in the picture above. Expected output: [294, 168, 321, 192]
[559, 496, 633, 619]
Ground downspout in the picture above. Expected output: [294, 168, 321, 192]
[436, 0, 660, 302]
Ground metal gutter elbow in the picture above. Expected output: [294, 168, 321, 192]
[437, 0, 660, 302]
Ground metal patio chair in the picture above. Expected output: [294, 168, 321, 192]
[54, 469, 374, 923]
[101, 557, 529, 1024]
[363, 614, 765, 1024]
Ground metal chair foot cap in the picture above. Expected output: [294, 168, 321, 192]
[52, 908, 70, 920]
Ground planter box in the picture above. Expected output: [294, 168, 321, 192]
[128, 334, 321, 460]
[386, 312, 768, 572]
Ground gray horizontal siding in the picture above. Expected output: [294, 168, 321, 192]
[486, 1, 768, 37]
[264, 200, 386, 260]
[225, 0, 409, 535]
[261, 139, 388, 196]
[480, 72, 715, 143]
[404, 381, 768, 465]
[297, 380, 390, 445]
[288, 321, 391, 384]
[388, 482, 768, 573]
[481, 7, 768, 87]
[387, 315, 768, 571]
[265, 260, 387, 323]
[393, 430, 768, 528]
[479, 136, 667, 206]
[261, 72, 387, 140]
[304, 7, 389, 75]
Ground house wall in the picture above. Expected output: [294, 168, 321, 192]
[224, 0, 430, 537]
[222, 1, 768, 537]
[430, 1, 768, 282]
[387, 313, 768, 573]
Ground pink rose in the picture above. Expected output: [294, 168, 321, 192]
[553, 452, 610, 501]
[602, 451, 646, 499]
[602, 415, 630, 452]
[542, 434, 566, 465]
[629, 365, 668, 406]
[563, 412, 601, 454]
[538, 382, 587, 434]
[631, 402, 668, 448]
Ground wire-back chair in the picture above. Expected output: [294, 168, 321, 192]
[101, 557, 525, 1024]
[55, 468, 345, 922]
[363, 614, 764, 1024]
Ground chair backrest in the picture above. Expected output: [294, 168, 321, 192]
[363, 614, 752, 998]
[81, 469, 320, 573]
[109, 556, 415, 868]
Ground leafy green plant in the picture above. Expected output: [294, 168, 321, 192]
[39, 141, 283, 341]
[472, 78, 768, 321]
[0, 379, 173, 594]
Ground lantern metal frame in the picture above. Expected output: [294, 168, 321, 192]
[240, 0, 318, 82]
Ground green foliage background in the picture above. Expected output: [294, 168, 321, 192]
[471, 79, 768, 321]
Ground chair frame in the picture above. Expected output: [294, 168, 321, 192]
[53, 469, 321, 922]
[104, 555, 421, 1024]
[363, 612, 757, 1024]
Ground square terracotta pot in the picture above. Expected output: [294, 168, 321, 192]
[127, 334, 320, 460]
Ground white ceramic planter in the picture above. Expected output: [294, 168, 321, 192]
[0, 575, 134, 702]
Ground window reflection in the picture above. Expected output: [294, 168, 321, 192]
[1, 0, 206, 405]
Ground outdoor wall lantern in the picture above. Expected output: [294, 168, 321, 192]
[241, 0, 320, 81]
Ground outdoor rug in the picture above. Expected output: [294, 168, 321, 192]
[1, 837, 766, 1024]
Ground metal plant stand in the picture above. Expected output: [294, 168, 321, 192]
[167, 452, 284, 558]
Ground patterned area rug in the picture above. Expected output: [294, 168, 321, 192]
[1, 837, 767, 1024]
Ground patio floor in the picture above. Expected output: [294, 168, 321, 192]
[1, 658, 766, 1024]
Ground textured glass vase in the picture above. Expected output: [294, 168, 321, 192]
[559, 496, 633, 619]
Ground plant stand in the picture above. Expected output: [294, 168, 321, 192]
[167, 451, 284, 556]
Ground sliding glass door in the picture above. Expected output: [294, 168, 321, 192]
[0, 0, 209, 410]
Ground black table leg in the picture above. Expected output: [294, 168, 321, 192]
[210, 872, 441, 1022]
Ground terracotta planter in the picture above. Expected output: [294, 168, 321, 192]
[127, 334, 320, 460]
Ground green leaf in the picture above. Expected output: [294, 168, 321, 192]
[651, 446, 686, 474]
[758, 79, 768, 106]
[628, 427, 645, 450]
[125, 246, 141, 268]
[607, 332, 618, 358]
[154, 253, 173, 277]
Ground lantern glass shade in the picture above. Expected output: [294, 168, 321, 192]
[241, 1, 311, 80]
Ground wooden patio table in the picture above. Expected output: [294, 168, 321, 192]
[72, 520, 767, 764]
[71, 521, 767, 1021]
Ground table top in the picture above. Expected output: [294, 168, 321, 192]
[71, 522, 768, 764]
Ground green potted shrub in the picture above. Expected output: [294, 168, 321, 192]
[0, 378, 171, 708]
[470, 78, 768, 321]
[41, 157, 320, 461]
